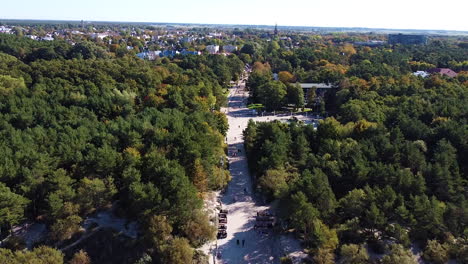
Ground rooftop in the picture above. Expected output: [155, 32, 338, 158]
[297, 83, 334, 89]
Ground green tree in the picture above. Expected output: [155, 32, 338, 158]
[313, 247, 335, 264]
[0, 75, 26, 96]
[133, 253, 152, 264]
[288, 192, 319, 233]
[258, 81, 287, 111]
[50, 215, 82, 241]
[279, 71, 295, 83]
[240, 43, 255, 55]
[145, 215, 173, 253]
[0, 183, 29, 234]
[291, 132, 310, 166]
[164, 237, 194, 264]
[423, 240, 449, 264]
[69, 250, 91, 264]
[338, 189, 367, 220]
[191, 158, 207, 193]
[299, 169, 336, 218]
[128, 181, 162, 217]
[258, 169, 289, 199]
[287, 83, 304, 109]
[182, 210, 216, 247]
[306, 87, 317, 108]
[382, 244, 417, 264]
[307, 219, 339, 250]
[76, 177, 116, 213]
[364, 202, 386, 232]
[428, 139, 463, 203]
[339, 244, 369, 264]
[0, 246, 64, 264]
[410, 195, 446, 240]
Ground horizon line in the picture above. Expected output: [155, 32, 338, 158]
[1, 18, 468, 34]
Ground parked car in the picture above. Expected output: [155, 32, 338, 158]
[217, 230, 227, 239]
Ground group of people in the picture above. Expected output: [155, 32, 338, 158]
[230, 147, 242, 157]
[236, 239, 246, 247]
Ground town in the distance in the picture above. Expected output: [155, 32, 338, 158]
[0, 18, 467, 264]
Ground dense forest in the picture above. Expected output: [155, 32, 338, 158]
[0, 34, 244, 263]
[244, 38, 468, 263]
[245, 38, 468, 112]
[0, 29, 467, 264]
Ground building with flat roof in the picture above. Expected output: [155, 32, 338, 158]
[295, 83, 335, 104]
[388, 34, 428, 45]
[298, 83, 334, 89]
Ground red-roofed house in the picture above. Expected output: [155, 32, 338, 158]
[427, 68, 458, 78]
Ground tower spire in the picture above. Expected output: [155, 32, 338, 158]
[274, 23, 278, 36]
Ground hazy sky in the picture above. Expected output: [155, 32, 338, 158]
[1, 0, 467, 31]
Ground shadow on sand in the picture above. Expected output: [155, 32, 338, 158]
[216, 220, 279, 264]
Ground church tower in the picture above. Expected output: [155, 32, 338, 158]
[274, 23, 278, 36]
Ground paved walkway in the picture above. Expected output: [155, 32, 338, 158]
[209, 75, 310, 264]
[214, 78, 276, 264]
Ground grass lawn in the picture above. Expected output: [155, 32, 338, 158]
[247, 103, 264, 110]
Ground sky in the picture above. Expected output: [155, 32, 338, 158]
[1, 0, 467, 31]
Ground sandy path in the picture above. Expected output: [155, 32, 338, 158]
[202, 71, 312, 264]
[206, 75, 312, 264]
[213, 77, 278, 264]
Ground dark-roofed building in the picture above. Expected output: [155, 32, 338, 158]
[427, 68, 458, 78]
[296, 83, 336, 104]
[354, 40, 385, 47]
[388, 34, 428, 45]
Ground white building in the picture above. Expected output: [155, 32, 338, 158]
[26, 35, 38, 40]
[209, 32, 222, 37]
[137, 51, 161, 61]
[91, 32, 110, 39]
[206, 45, 220, 54]
[413, 71, 430, 78]
[0, 26, 12, 34]
[42, 35, 54, 41]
